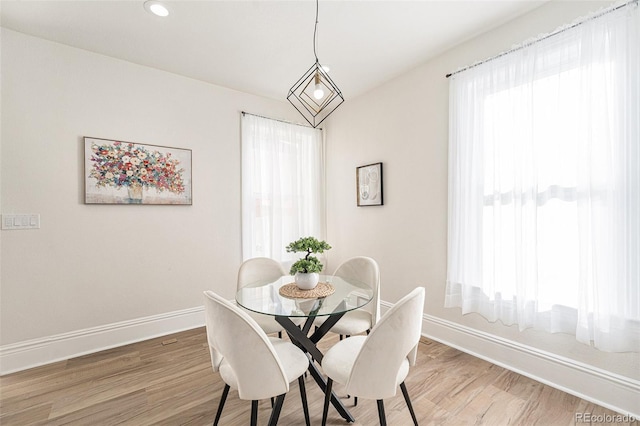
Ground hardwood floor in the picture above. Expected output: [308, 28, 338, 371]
[0, 327, 633, 425]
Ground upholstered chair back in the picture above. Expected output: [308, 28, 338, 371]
[345, 287, 425, 399]
[237, 257, 287, 289]
[333, 256, 381, 324]
[203, 290, 289, 400]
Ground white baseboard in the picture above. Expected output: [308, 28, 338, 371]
[0, 306, 205, 375]
[416, 310, 640, 419]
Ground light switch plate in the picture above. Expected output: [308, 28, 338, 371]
[1, 214, 40, 230]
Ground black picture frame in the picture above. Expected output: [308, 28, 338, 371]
[356, 162, 383, 206]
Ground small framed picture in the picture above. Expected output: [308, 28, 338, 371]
[356, 162, 383, 206]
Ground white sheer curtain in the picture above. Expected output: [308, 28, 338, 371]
[446, 2, 639, 352]
[241, 113, 326, 265]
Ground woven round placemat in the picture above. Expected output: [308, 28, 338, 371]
[279, 282, 335, 299]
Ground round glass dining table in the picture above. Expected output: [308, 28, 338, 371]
[236, 274, 374, 318]
[236, 275, 373, 423]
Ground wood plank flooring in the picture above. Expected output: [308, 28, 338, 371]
[0, 327, 634, 425]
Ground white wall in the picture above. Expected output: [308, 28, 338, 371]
[2, 1, 638, 416]
[324, 0, 639, 417]
[0, 29, 302, 367]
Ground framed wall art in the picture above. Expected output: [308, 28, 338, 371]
[84, 137, 192, 205]
[356, 162, 383, 206]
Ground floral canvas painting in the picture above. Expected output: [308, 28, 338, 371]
[84, 137, 192, 205]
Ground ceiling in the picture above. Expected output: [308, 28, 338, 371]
[0, 1, 547, 101]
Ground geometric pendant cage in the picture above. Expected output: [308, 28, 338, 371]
[287, 0, 344, 128]
[287, 60, 344, 128]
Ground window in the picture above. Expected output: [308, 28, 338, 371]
[446, 3, 639, 352]
[241, 113, 326, 264]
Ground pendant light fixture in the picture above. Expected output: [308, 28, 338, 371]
[287, 0, 344, 128]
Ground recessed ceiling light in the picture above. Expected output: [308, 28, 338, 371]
[144, 1, 169, 17]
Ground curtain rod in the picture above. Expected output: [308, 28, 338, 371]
[241, 111, 322, 130]
[445, 0, 638, 78]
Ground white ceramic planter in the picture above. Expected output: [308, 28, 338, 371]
[294, 272, 319, 290]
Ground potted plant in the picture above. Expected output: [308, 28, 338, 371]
[287, 236, 332, 290]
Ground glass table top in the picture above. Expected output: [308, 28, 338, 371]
[236, 275, 373, 318]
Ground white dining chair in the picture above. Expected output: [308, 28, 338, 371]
[314, 256, 380, 339]
[237, 257, 288, 337]
[320, 286, 425, 426]
[203, 290, 311, 426]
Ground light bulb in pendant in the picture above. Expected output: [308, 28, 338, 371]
[313, 73, 325, 100]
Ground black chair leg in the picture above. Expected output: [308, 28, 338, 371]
[267, 394, 286, 426]
[400, 382, 419, 426]
[321, 378, 333, 426]
[213, 384, 230, 426]
[354, 396, 358, 406]
[298, 376, 310, 426]
[377, 399, 387, 426]
[270, 397, 274, 408]
[339, 334, 343, 340]
[250, 400, 258, 426]
[278, 331, 282, 338]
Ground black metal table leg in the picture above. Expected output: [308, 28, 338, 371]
[276, 316, 324, 361]
[275, 314, 355, 423]
[305, 355, 355, 422]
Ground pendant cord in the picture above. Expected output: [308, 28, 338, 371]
[313, 0, 319, 62]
